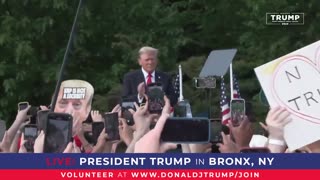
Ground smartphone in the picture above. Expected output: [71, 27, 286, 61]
[161, 117, 210, 143]
[194, 77, 216, 88]
[18, 102, 29, 111]
[18, 102, 32, 122]
[85, 113, 93, 123]
[210, 119, 230, 153]
[210, 119, 223, 143]
[37, 110, 50, 132]
[121, 101, 136, 111]
[92, 122, 104, 145]
[18, 102, 39, 124]
[24, 124, 38, 152]
[240, 147, 270, 153]
[230, 98, 246, 127]
[122, 109, 134, 126]
[147, 83, 165, 114]
[104, 112, 120, 141]
[0, 120, 6, 142]
[82, 122, 94, 145]
[121, 98, 136, 126]
[43, 112, 73, 153]
[28, 106, 40, 125]
[28, 106, 40, 116]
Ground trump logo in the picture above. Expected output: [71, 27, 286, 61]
[266, 12, 304, 25]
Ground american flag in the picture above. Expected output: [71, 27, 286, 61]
[233, 74, 241, 98]
[220, 76, 231, 125]
[173, 73, 180, 97]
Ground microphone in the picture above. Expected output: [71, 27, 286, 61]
[174, 65, 193, 118]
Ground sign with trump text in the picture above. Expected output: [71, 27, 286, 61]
[255, 40, 320, 151]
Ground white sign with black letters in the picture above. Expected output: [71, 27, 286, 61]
[255, 40, 320, 151]
[63, 87, 86, 99]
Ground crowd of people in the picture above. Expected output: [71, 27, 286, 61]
[0, 46, 318, 154]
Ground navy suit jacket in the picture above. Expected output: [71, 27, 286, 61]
[122, 69, 177, 106]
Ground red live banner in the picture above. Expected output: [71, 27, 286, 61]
[0, 170, 318, 180]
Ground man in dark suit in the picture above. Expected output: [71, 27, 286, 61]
[122, 46, 177, 106]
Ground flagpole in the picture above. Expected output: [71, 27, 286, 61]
[230, 63, 234, 100]
[178, 64, 183, 102]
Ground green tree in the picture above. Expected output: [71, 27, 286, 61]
[1, 0, 320, 128]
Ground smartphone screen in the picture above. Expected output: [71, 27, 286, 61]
[44, 113, 73, 153]
[194, 78, 216, 88]
[24, 124, 38, 152]
[230, 98, 246, 126]
[161, 117, 210, 143]
[18, 102, 29, 111]
[37, 110, 50, 132]
[0, 120, 5, 142]
[92, 122, 104, 145]
[82, 122, 94, 145]
[121, 101, 135, 111]
[122, 109, 134, 126]
[104, 113, 120, 141]
[121, 99, 135, 126]
[210, 119, 223, 143]
[147, 83, 165, 114]
[240, 147, 270, 153]
[210, 119, 230, 153]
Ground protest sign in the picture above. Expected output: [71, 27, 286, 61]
[255, 40, 320, 151]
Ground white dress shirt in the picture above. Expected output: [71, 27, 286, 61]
[141, 68, 155, 84]
[138, 68, 155, 103]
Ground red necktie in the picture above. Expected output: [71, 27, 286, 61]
[147, 73, 152, 85]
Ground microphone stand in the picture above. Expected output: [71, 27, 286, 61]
[206, 88, 212, 119]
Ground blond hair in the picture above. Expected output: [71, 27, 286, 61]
[139, 46, 158, 57]
[60, 79, 94, 106]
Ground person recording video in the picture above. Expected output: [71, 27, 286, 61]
[122, 46, 177, 107]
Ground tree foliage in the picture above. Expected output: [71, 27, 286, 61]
[0, 0, 319, 125]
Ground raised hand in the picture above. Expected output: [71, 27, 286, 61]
[265, 107, 291, 140]
[91, 110, 103, 122]
[217, 132, 240, 153]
